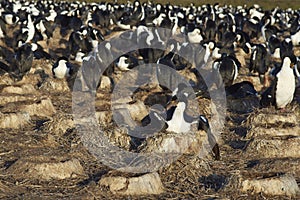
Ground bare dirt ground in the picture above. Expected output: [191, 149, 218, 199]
[0, 26, 300, 199]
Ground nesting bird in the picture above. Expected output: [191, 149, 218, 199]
[115, 54, 139, 71]
[226, 81, 260, 113]
[5, 1, 300, 169]
[52, 57, 73, 79]
[213, 54, 241, 87]
[165, 95, 196, 134]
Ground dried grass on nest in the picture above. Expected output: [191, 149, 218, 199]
[158, 155, 228, 198]
[243, 104, 300, 129]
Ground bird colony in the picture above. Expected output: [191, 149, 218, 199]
[0, 0, 299, 199]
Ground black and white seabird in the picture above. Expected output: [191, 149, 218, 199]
[3, 13, 19, 25]
[163, 91, 198, 134]
[194, 41, 217, 66]
[165, 100, 195, 134]
[204, 17, 217, 41]
[30, 43, 51, 59]
[280, 38, 294, 60]
[268, 35, 281, 59]
[115, 54, 139, 71]
[11, 42, 34, 81]
[52, 57, 73, 79]
[157, 40, 178, 70]
[198, 115, 220, 160]
[81, 54, 101, 91]
[226, 81, 260, 113]
[186, 23, 204, 44]
[261, 56, 297, 109]
[274, 56, 297, 108]
[213, 54, 240, 87]
[249, 44, 270, 86]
